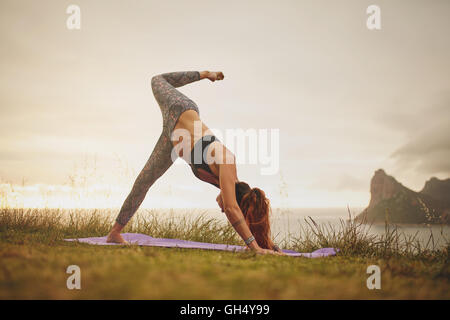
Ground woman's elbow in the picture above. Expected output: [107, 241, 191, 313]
[223, 204, 240, 218]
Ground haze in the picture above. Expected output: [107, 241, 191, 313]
[1, 0, 449, 209]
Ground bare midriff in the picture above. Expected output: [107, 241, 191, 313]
[172, 110, 220, 177]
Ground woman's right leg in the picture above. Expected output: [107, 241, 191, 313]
[107, 130, 175, 243]
[108, 71, 201, 243]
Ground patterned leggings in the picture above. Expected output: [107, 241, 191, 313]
[115, 71, 201, 226]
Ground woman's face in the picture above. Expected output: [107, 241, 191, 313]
[216, 192, 224, 212]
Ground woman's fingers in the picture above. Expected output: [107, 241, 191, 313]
[259, 248, 280, 255]
[267, 249, 286, 256]
[249, 247, 287, 256]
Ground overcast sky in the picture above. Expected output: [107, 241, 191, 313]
[1, 0, 449, 209]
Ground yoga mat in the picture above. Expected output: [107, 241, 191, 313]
[65, 233, 338, 258]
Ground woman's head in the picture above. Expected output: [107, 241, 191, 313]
[216, 181, 274, 250]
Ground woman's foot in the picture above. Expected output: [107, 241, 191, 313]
[106, 231, 129, 244]
[106, 221, 129, 244]
[200, 71, 224, 82]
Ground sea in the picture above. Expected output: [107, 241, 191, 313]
[137, 207, 450, 250]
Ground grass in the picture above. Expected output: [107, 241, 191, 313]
[0, 207, 449, 299]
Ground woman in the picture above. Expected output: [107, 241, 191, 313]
[107, 70, 284, 255]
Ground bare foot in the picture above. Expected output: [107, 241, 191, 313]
[106, 232, 129, 244]
[200, 70, 224, 82]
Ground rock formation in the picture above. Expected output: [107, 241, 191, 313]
[356, 169, 450, 225]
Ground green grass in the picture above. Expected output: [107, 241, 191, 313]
[0, 208, 449, 299]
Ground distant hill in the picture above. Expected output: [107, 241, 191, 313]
[356, 169, 450, 225]
[420, 177, 450, 205]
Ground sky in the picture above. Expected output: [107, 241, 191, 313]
[1, 0, 449, 209]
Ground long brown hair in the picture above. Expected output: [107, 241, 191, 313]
[235, 181, 275, 250]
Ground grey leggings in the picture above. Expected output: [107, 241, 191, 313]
[115, 71, 201, 226]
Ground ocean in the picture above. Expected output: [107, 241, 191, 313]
[143, 207, 450, 250]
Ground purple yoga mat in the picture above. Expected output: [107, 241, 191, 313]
[64, 233, 338, 258]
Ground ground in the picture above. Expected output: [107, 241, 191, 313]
[1, 237, 448, 299]
[1, 209, 448, 299]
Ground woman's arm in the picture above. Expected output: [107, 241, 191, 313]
[219, 165, 259, 251]
[218, 160, 280, 255]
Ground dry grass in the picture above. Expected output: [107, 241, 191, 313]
[0, 207, 449, 299]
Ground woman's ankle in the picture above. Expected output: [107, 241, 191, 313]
[110, 221, 125, 234]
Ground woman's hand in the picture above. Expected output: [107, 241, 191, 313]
[252, 247, 287, 256]
[200, 71, 224, 82]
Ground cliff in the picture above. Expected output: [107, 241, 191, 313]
[420, 177, 450, 205]
[356, 169, 450, 225]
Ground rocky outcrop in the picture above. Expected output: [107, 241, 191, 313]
[356, 169, 450, 225]
[367, 169, 405, 208]
[420, 177, 450, 205]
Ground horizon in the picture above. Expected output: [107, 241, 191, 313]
[1, 0, 449, 209]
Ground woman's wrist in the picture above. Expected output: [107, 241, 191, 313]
[247, 239, 260, 251]
[244, 235, 255, 246]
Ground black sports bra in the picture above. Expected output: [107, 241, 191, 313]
[188, 135, 220, 188]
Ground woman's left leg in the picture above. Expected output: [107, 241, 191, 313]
[108, 129, 176, 242]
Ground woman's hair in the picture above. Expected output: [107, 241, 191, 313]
[235, 181, 275, 250]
